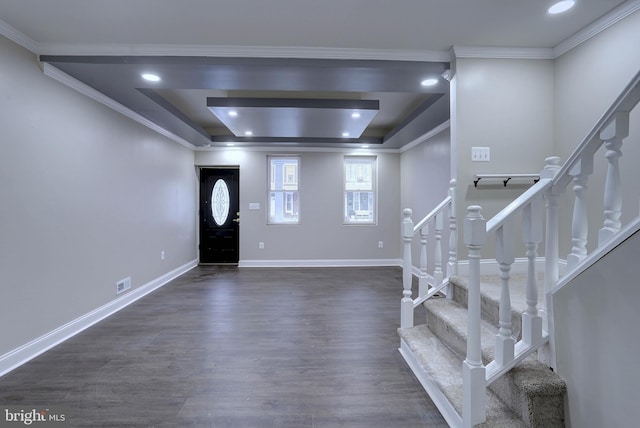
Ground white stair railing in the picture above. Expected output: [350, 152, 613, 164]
[401, 179, 457, 329]
[462, 69, 640, 426]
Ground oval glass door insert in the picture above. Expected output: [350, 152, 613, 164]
[211, 179, 230, 226]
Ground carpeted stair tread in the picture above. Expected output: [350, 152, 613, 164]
[399, 325, 526, 427]
[422, 281, 567, 427]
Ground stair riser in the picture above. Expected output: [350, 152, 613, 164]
[451, 279, 522, 340]
[425, 302, 495, 366]
[426, 309, 467, 361]
[491, 366, 566, 428]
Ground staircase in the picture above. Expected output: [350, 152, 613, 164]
[399, 274, 566, 427]
[399, 69, 640, 427]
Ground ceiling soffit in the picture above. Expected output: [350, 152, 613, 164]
[39, 55, 451, 148]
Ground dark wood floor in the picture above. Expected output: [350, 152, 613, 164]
[0, 266, 445, 427]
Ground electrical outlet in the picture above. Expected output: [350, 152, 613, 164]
[378, 241, 384, 248]
[116, 277, 131, 295]
[160, 251, 165, 260]
[259, 242, 265, 249]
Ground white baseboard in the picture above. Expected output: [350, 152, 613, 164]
[238, 258, 402, 268]
[0, 259, 197, 378]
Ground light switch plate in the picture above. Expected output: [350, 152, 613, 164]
[472, 147, 490, 162]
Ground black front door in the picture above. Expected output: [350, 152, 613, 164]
[199, 168, 240, 264]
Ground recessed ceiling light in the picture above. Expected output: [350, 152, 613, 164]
[548, 0, 575, 14]
[421, 78, 438, 87]
[351, 112, 361, 119]
[244, 131, 253, 136]
[342, 132, 350, 137]
[141, 73, 161, 82]
[228, 110, 238, 117]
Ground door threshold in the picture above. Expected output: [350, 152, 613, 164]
[198, 262, 239, 266]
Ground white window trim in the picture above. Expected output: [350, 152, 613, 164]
[267, 155, 301, 225]
[343, 155, 377, 225]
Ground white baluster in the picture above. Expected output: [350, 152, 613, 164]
[567, 155, 592, 270]
[447, 179, 458, 289]
[419, 224, 429, 299]
[542, 157, 562, 297]
[599, 112, 629, 246]
[434, 212, 444, 287]
[495, 219, 515, 366]
[463, 206, 487, 427]
[542, 157, 562, 368]
[522, 197, 543, 346]
[401, 209, 414, 329]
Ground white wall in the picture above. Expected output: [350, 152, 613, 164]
[549, 9, 640, 427]
[554, 9, 640, 257]
[0, 36, 197, 356]
[552, 228, 640, 428]
[452, 57, 555, 257]
[400, 126, 451, 270]
[195, 149, 402, 264]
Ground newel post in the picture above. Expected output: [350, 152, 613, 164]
[401, 209, 415, 329]
[599, 112, 628, 246]
[463, 206, 487, 427]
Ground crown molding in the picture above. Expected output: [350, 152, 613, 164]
[451, 46, 554, 60]
[553, 0, 640, 57]
[0, 19, 40, 53]
[37, 43, 452, 62]
[41, 63, 195, 150]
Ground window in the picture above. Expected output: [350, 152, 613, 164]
[268, 156, 300, 224]
[344, 156, 376, 224]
